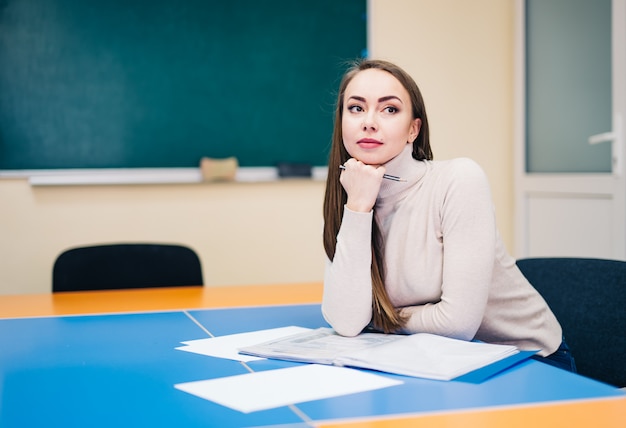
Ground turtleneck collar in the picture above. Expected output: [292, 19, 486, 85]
[376, 144, 427, 203]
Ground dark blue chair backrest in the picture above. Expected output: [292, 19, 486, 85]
[53, 243, 203, 292]
[516, 257, 626, 387]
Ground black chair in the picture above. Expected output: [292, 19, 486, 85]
[53, 243, 203, 292]
[516, 257, 626, 387]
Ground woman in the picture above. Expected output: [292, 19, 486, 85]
[322, 59, 576, 372]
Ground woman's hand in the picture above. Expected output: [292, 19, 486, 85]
[340, 159, 386, 212]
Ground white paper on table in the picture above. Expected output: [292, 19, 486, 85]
[175, 326, 312, 362]
[174, 364, 402, 413]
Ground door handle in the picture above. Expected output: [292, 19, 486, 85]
[588, 131, 616, 145]
[588, 113, 623, 178]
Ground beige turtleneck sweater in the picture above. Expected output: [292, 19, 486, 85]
[322, 145, 562, 356]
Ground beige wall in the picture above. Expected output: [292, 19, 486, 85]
[0, 178, 326, 294]
[369, 0, 515, 247]
[0, 0, 515, 295]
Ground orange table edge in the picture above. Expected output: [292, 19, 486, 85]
[0, 282, 323, 318]
[315, 396, 626, 428]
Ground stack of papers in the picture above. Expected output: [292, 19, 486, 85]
[174, 326, 402, 413]
[239, 327, 524, 381]
[174, 326, 535, 413]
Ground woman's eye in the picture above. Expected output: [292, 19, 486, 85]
[383, 106, 398, 114]
[347, 105, 363, 113]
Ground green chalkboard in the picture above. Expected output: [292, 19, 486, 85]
[0, 0, 366, 169]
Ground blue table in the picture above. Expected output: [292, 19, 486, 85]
[1, 289, 624, 427]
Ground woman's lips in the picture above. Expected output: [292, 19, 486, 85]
[357, 138, 383, 149]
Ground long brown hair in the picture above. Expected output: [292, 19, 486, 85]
[322, 59, 432, 333]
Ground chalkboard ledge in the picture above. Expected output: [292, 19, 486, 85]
[0, 167, 329, 186]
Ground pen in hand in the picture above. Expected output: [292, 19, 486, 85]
[339, 165, 406, 182]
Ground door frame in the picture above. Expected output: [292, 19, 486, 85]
[514, 0, 626, 260]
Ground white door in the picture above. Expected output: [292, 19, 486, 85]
[515, 0, 626, 260]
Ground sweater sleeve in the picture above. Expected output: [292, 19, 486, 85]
[401, 159, 497, 340]
[321, 207, 374, 336]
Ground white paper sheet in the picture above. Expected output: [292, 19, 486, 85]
[174, 364, 402, 413]
[176, 326, 312, 362]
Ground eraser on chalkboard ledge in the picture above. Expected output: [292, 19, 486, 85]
[277, 162, 312, 178]
[200, 156, 238, 182]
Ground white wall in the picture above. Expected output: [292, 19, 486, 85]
[0, 0, 515, 294]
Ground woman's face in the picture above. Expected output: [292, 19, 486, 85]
[341, 68, 421, 166]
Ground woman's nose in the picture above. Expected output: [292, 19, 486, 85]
[362, 113, 377, 131]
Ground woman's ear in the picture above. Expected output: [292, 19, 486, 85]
[408, 118, 422, 143]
